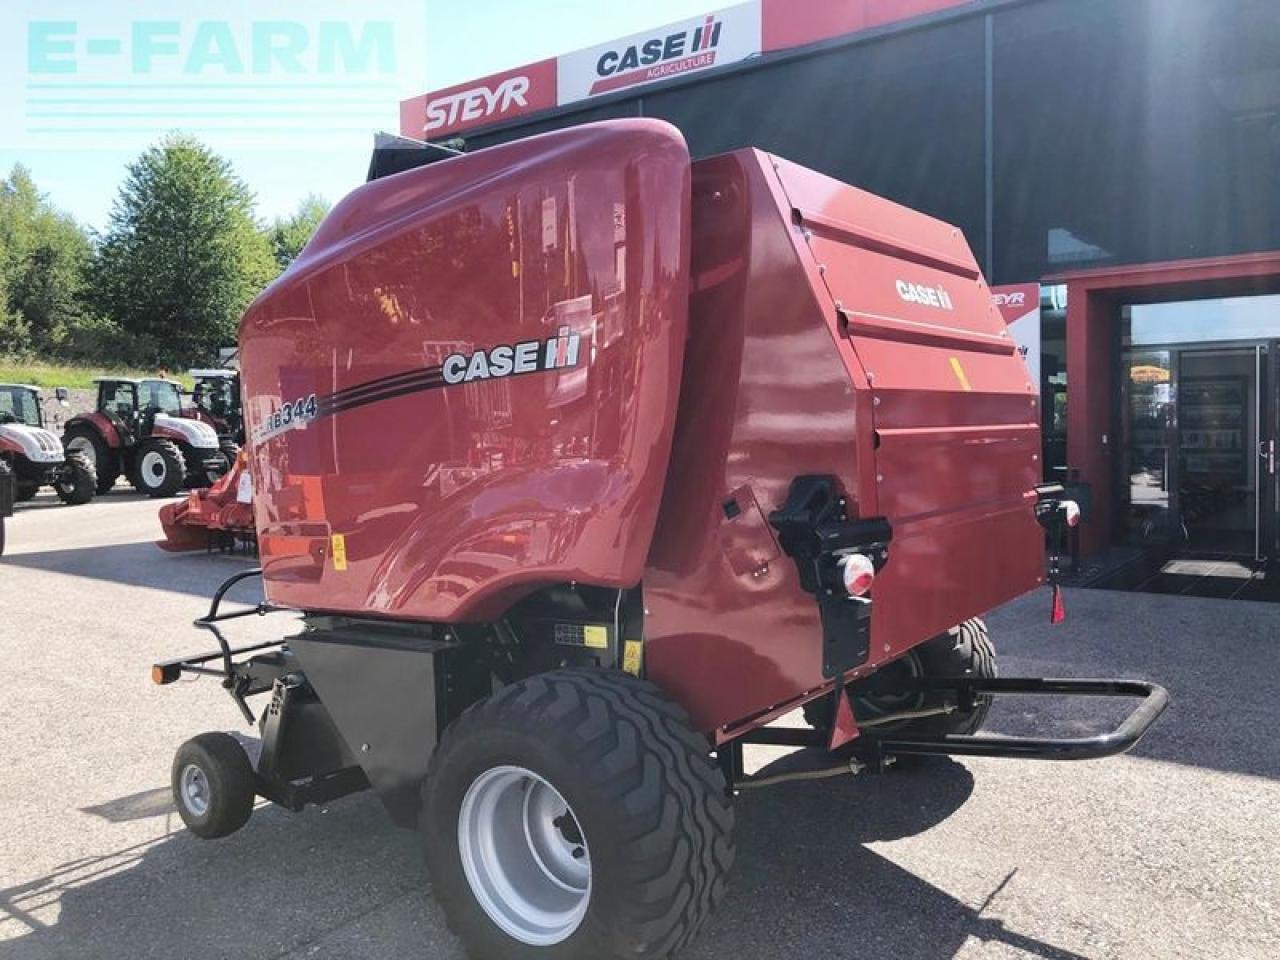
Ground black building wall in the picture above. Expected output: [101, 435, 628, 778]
[461, 0, 1280, 285]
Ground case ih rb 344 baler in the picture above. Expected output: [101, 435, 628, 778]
[155, 120, 1166, 960]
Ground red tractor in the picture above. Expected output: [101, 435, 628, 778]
[63, 377, 228, 497]
[154, 121, 1166, 960]
[0, 383, 95, 505]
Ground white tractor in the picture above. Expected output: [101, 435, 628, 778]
[0, 384, 95, 505]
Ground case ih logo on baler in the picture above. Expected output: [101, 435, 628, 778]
[252, 327, 583, 444]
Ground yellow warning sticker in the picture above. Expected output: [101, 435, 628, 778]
[622, 640, 644, 676]
[330, 533, 348, 571]
[583, 625, 609, 649]
[949, 356, 973, 392]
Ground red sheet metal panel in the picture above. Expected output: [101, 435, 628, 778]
[240, 119, 690, 621]
[771, 156, 1044, 656]
[645, 148, 1043, 735]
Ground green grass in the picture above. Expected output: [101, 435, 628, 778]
[0, 360, 193, 390]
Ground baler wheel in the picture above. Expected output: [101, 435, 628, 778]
[53, 451, 96, 505]
[132, 439, 186, 498]
[171, 732, 256, 839]
[422, 668, 735, 959]
[805, 618, 997, 738]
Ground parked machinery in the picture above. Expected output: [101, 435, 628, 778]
[187, 368, 245, 454]
[157, 448, 256, 552]
[155, 120, 1166, 960]
[0, 458, 12, 554]
[63, 377, 228, 497]
[0, 383, 95, 505]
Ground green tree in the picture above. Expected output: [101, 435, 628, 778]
[0, 164, 94, 353]
[268, 193, 330, 269]
[94, 135, 277, 366]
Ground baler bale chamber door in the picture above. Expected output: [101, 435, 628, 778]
[771, 157, 1046, 656]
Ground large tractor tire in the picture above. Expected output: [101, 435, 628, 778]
[805, 618, 996, 738]
[15, 483, 38, 502]
[131, 439, 186, 498]
[53, 451, 96, 505]
[422, 669, 735, 960]
[64, 425, 117, 495]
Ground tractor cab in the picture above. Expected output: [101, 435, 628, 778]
[188, 369, 244, 448]
[0, 384, 44, 428]
[97, 378, 184, 439]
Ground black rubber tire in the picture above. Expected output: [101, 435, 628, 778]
[422, 669, 735, 960]
[910, 618, 997, 736]
[219, 440, 241, 464]
[171, 732, 256, 839]
[15, 483, 38, 502]
[63, 425, 116, 494]
[53, 452, 96, 505]
[804, 618, 997, 737]
[131, 438, 186, 497]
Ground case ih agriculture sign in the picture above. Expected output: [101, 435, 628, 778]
[399, 0, 975, 139]
[402, 3, 760, 139]
[558, 4, 761, 101]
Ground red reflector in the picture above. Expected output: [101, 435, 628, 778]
[839, 553, 875, 597]
[1051, 583, 1066, 624]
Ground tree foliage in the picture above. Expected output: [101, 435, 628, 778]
[0, 165, 94, 353]
[269, 193, 331, 269]
[93, 135, 278, 366]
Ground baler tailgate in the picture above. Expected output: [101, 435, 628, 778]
[768, 154, 1044, 652]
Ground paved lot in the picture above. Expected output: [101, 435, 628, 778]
[1, 491, 1278, 960]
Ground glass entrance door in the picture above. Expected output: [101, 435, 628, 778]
[1177, 349, 1260, 556]
[1121, 344, 1270, 559]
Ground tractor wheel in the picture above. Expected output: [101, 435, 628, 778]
[131, 439, 186, 497]
[64, 426, 116, 494]
[172, 733, 256, 839]
[15, 483, 38, 502]
[53, 452, 96, 505]
[422, 669, 735, 960]
[219, 440, 241, 464]
[804, 618, 996, 737]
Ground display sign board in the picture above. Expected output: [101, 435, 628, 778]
[992, 283, 1041, 386]
[399, 59, 557, 139]
[557, 4, 761, 101]
[400, 0, 974, 139]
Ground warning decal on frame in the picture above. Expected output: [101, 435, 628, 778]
[330, 533, 348, 571]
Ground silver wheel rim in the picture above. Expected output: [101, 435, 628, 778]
[179, 763, 211, 817]
[457, 765, 590, 946]
[140, 450, 167, 487]
[66, 436, 95, 470]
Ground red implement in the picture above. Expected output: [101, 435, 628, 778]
[157, 450, 255, 552]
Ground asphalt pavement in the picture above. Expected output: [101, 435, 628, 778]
[1, 489, 1277, 959]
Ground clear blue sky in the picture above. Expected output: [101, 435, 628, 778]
[0, 0, 713, 231]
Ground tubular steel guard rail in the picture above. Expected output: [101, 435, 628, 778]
[151, 568, 284, 723]
[738, 677, 1168, 766]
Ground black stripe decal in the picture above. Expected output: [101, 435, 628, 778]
[327, 364, 446, 405]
